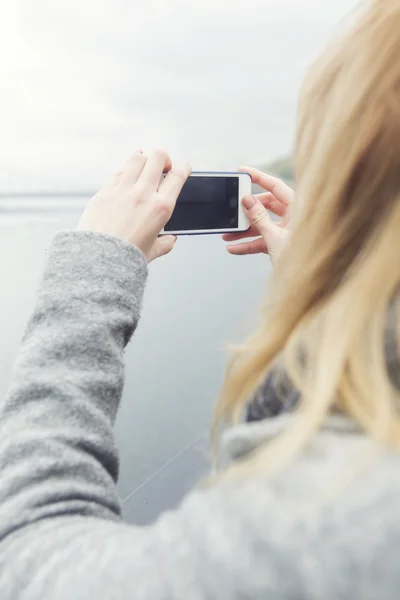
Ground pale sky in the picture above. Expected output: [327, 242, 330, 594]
[0, 0, 360, 190]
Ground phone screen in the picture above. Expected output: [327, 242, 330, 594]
[164, 176, 239, 231]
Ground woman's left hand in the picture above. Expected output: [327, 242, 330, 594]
[78, 149, 191, 262]
[222, 166, 294, 262]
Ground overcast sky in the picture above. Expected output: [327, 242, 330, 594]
[1, 0, 360, 189]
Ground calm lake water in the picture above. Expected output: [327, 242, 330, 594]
[0, 197, 271, 524]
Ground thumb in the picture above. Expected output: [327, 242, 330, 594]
[242, 194, 275, 237]
[148, 235, 177, 262]
[242, 195, 286, 260]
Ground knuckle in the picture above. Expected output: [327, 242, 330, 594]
[251, 209, 268, 226]
[271, 177, 284, 192]
[133, 182, 147, 200]
[154, 197, 172, 218]
[169, 166, 188, 182]
[274, 178, 293, 197]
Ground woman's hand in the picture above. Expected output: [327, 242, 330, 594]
[222, 166, 294, 262]
[78, 150, 191, 262]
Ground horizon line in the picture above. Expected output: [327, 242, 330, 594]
[0, 191, 96, 198]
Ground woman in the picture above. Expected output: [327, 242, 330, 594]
[1, 0, 399, 597]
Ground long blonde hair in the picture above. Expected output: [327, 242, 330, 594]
[214, 0, 400, 478]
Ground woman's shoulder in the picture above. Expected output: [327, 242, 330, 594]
[189, 416, 400, 597]
[216, 413, 400, 548]
[219, 413, 400, 503]
[162, 416, 400, 599]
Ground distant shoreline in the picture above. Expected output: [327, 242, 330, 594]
[0, 157, 295, 200]
[0, 192, 93, 199]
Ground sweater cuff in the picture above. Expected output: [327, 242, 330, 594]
[43, 231, 148, 335]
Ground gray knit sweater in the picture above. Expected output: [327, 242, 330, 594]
[0, 231, 399, 600]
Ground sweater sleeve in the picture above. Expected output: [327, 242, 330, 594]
[0, 231, 297, 600]
[0, 231, 148, 537]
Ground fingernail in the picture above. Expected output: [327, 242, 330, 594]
[242, 195, 257, 210]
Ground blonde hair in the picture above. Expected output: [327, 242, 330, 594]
[214, 0, 400, 479]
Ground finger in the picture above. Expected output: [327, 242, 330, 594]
[119, 150, 147, 186]
[221, 192, 285, 243]
[113, 170, 123, 183]
[110, 150, 144, 185]
[238, 166, 294, 207]
[221, 227, 259, 242]
[226, 238, 267, 256]
[149, 235, 177, 262]
[243, 194, 289, 261]
[242, 193, 286, 258]
[221, 191, 285, 242]
[158, 163, 192, 210]
[138, 149, 172, 192]
[242, 194, 275, 235]
[254, 192, 287, 218]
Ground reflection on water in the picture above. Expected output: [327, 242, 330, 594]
[0, 197, 271, 523]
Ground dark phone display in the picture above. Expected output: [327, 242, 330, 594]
[164, 176, 239, 231]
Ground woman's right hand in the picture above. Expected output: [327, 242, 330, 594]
[222, 166, 294, 262]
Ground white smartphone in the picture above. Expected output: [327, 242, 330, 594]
[161, 171, 251, 236]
